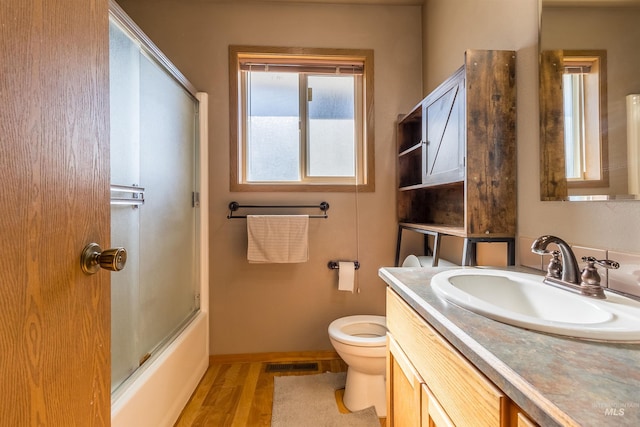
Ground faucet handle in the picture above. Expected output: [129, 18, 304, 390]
[580, 256, 620, 289]
[546, 250, 562, 278]
[581, 256, 620, 270]
[580, 257, 602, 287]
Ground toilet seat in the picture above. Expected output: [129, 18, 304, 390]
[328, 315, 387, 347]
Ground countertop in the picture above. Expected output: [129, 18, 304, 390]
[379, 266, 640, 427]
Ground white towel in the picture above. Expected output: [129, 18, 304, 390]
[247, 215, 309, 263]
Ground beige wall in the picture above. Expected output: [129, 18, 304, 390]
[118, 0, 423, 354]
[118, 0, 640, 355]
[424, 0, 640, 256]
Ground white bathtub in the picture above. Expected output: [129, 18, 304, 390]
[112, 92, 210, 427]
[111, 311, 209, 426]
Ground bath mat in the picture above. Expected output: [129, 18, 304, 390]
[271, 372, 380, 427]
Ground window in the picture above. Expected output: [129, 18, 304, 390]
[562, 51, 609, 188]
[229, 46, 374, 191]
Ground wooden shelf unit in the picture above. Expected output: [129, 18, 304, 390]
[396, 50, 517, 266]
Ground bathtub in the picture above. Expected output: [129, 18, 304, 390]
[111, 310, 209, 426]
[111, 92, 210, 427]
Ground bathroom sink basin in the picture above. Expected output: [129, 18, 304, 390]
[431, 269, 640, 342]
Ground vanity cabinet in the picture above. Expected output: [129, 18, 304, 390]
[386, 288, 537, 427]
[396, 50, 516, 266]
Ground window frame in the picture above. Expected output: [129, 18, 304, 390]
[229, 45, 375, 192]
[562, 50, 609, 189]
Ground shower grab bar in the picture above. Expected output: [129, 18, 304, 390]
[227, 201, 329, 219]
[111, 184, 145, 206]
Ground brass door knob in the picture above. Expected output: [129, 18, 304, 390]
[81, 243, 127, 275]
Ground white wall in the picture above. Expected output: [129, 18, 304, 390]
[424, 0, 640, 255]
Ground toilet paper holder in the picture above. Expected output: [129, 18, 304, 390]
[328, 260, 360, 270]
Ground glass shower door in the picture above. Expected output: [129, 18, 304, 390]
[109, 16, 200, 395]
[137, 50, 199, 361]
[110, 19, 141, 392]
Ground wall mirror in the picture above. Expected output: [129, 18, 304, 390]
[539, 0, 640, 201]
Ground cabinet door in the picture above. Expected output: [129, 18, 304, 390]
[421, 385, 456, 427]
[387, 335, 422, 427]
[424, 77, 465, 186]
[517, 413, 538, 427]
[387, 288, 505, 427]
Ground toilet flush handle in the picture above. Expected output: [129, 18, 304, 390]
[81, 243, 127, 275]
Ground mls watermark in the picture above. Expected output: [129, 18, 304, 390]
[593, 401, 639, 417]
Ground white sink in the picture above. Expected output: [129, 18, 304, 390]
[431, 269, 640, 342]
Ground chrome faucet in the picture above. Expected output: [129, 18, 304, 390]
[531, 235, 619, 299]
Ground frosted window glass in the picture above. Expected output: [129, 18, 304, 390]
[307, 75, 355, 177]
[564, 73, 582, 179]
[246, 72, 300, 181]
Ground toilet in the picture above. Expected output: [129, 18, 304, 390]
[328, 315, 387, 417]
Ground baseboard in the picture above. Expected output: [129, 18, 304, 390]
[209, 350, 341, 364]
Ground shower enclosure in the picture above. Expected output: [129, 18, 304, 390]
[108, 3, 209, 424]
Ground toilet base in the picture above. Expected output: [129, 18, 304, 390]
[342, 367, 386, 417]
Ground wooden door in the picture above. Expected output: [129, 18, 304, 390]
[0, 0, 111, 425]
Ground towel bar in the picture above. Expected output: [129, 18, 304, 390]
[227, 201, 329, 219]
[111, 184, 145, 207]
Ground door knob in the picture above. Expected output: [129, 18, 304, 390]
[81, 243, 127, 275]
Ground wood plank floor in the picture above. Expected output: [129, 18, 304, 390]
[174, 352, 386, 426]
